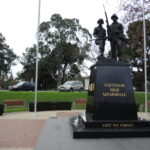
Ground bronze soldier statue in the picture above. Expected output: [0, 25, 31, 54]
[93, 19, 106, 58]
[108, 14, 125, 60]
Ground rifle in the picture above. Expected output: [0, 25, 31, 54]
[103, 4, 111, 40]
[90, 37, 108, 41]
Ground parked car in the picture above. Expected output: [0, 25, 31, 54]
[58, 81, 84, 92]
[8, 81, 35, 91]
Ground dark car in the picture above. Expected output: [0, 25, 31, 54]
[9, 81, 35, 91]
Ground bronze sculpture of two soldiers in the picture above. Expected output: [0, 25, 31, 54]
[93, 14, 125, 61]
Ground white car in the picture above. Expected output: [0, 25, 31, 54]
[58, 81, 84, 92]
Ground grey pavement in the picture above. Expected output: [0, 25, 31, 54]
[35, 117, 150, 150]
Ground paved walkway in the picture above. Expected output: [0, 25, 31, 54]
[0, 110, 85, 150]
[0, 120, 45, 148]
[35, 117, 150, 150]
[0, 110, 85, 120]
[0, 110, 150, 150]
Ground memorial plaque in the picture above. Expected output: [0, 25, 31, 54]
[86, 61, 137, 120]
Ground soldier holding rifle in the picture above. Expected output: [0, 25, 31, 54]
[93, 18, 106, 58]
[109, 14, 125, 60]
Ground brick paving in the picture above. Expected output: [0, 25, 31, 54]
[0, 149, 33, 150]
[0, 120, 45, 148]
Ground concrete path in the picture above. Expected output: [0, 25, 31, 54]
[35, 117, 150, 150]
[0, 110, 85, 120]
[138, 112, 150, 120]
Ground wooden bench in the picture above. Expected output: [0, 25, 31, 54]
[4, 100, 24, 106]
[139, 101, 150, 112]
[3, 100, 24, 113]
[147, 101, 150, 111]
[73, 98, 87, 109]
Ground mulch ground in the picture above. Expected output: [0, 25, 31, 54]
[0, 120, 45, 148]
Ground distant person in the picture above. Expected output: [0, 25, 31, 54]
[108, 14, 125, 60]
[93, 18, 106, 58]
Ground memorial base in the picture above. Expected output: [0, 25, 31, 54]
[70, 113, 150, 138]
[70, 59, 150, 138]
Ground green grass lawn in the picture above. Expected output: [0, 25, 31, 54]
[0, 91, 87, 103]
[134, 92, 150, 105]
[6, 107, 28, 113]
[0, 91, 150, 112]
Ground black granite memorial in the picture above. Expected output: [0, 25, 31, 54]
[0, 104, 4, 116]
[70, 59, 150, 138]
[69, 11, 150, 138]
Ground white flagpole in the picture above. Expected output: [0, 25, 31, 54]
[33, 0, 41, 116]
[142, 0, 148, 115]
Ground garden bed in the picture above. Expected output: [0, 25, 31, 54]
[29, 101, 72, 112]
[0, 104, 4, 116]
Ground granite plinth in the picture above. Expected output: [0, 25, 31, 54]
[70, 114, 150, 138]
[70, 59, 150, 138]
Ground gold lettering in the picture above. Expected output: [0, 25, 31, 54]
[102, 92, 127, 97]
[89, 83, 95, 92]
[102, 123, 134, 128]
[103, 93, 106, 96]
[104, 83, 125, 88]
[102, 124, 112, 128]
[119, 123, 134, 127]
[115, 93, 119, 96]
[110, 88, 120, 92]
[121, 84, 125, 87]
[113, 124, 119, 127]
[92, 83, 95, 91]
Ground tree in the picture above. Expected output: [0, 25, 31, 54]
[20, 44, 36, 81]
[39, 14, 91, 86]
[19, 44, 56, 89]
[127, 20, 150, 91]
[118, 0, 150, 91]
[42, 42, 83, 84]
[0, 33, 17, 76]
[119, 0, 150, 24]
[0, 33, 17, 89]
[20, 14, 92, 88]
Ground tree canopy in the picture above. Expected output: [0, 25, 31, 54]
[20, 14, 92, 89]
[119, 0, 150, 91]
[127, 20, 150, 91]
[119, 0, 150, 24]
[0, 33, 17, 76]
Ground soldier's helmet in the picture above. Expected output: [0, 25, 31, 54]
[111, 14, 118, 20]
[97, 18, 104, 24]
